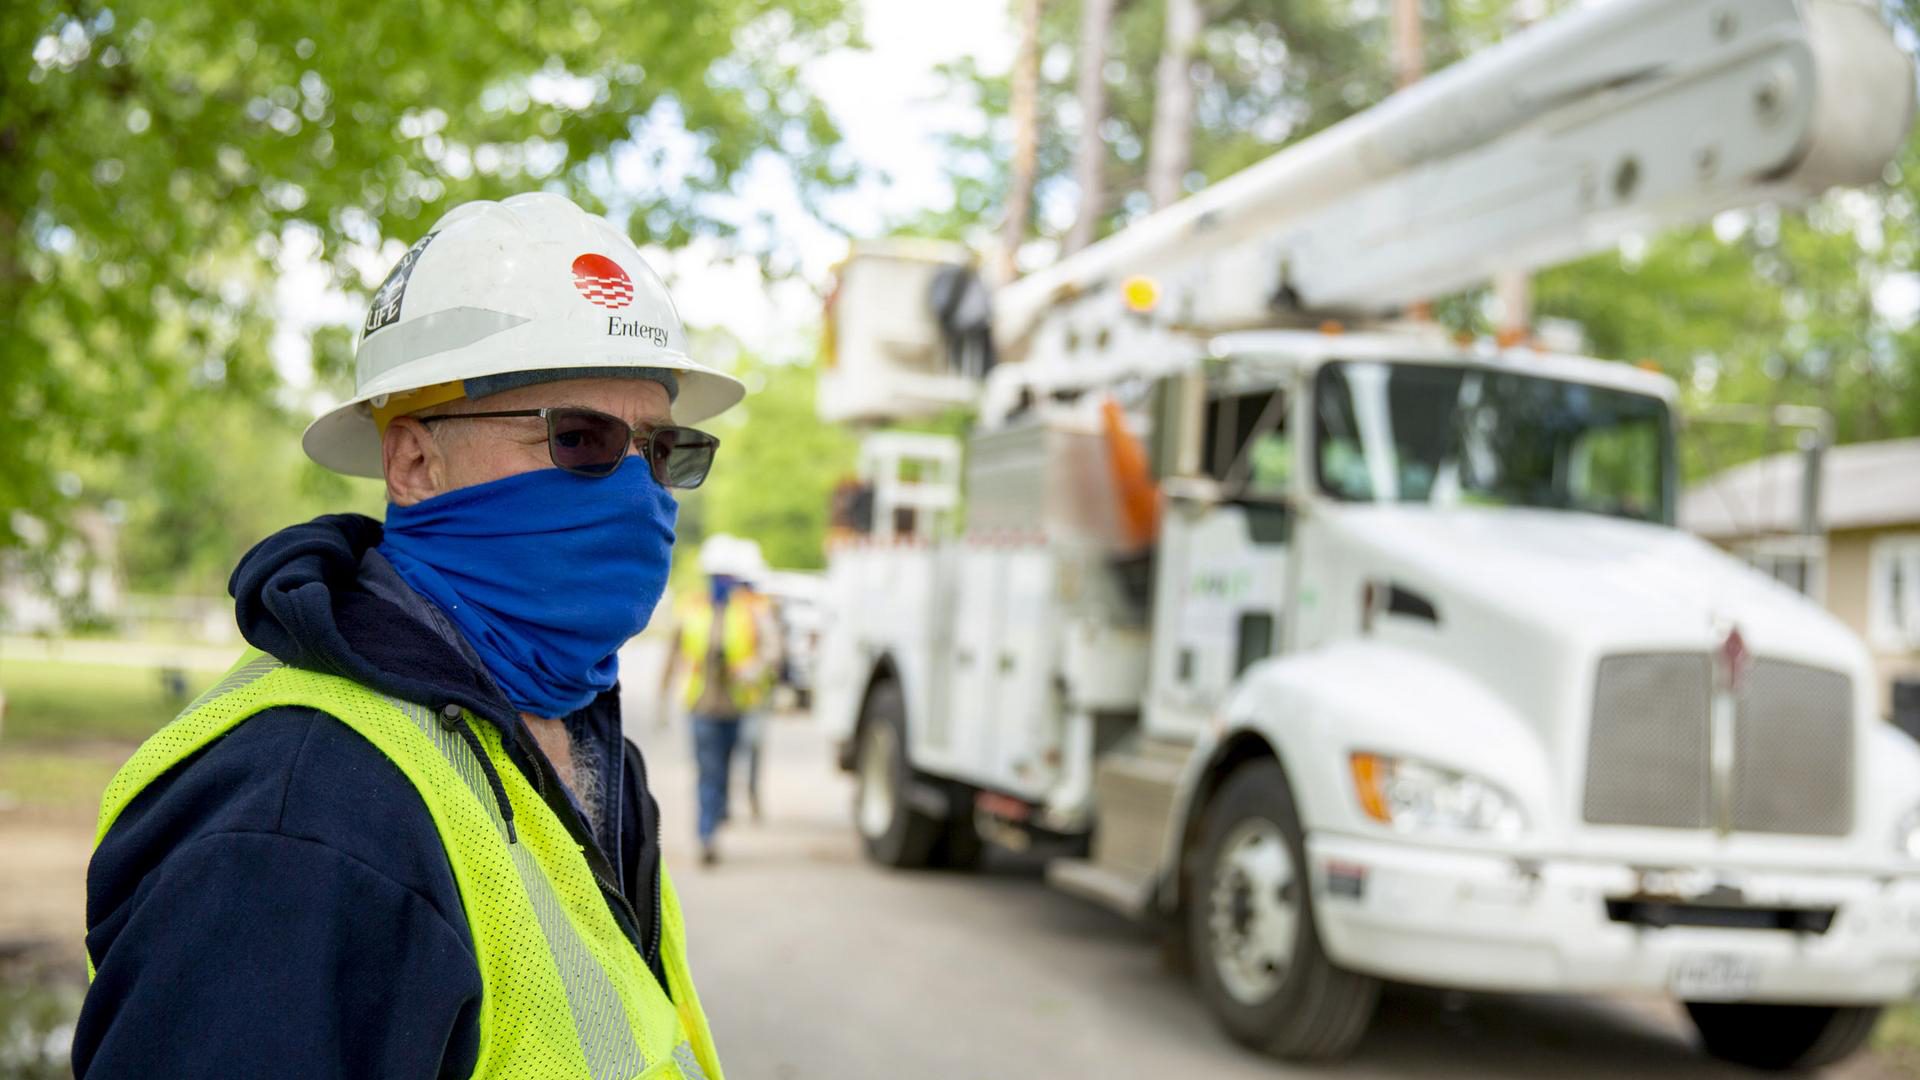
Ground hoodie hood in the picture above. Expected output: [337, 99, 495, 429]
[229, 513, 525, 740]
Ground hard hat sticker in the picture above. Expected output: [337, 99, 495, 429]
[363, 231, 438, 338]
[572, 253, 634, 310]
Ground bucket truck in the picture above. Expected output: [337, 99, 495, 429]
[814, 0, 1920, 1067]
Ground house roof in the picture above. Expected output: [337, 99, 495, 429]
[1681, 437, 1920, 540]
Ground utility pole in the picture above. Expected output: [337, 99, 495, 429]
[999, 0, 1045, 283]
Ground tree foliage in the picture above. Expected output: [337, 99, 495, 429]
[1, 0, 859, 556]
[679, 349, 856, 571]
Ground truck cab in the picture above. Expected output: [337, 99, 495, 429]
[1166, 331, 1920, 1063]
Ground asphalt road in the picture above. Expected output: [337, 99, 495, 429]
[621, 701, 1908, 1080]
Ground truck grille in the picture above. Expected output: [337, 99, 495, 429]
[1582, 653, 1852, 836]
[1730, 660, 1851, 836]
[1583, 654, 1713, 829]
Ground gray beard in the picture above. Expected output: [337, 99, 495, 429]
[569, 733, 606, 844]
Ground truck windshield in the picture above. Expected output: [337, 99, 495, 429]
[1313, 360, 1672, 523]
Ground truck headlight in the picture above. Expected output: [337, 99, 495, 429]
[1894, 804, 1920, 859]
[1350, 752, 1527, 839]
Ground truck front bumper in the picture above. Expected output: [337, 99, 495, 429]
[1307, 832, 1920, 1003]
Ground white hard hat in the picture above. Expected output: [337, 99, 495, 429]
[699, 534, 770, 580]
[699, 534, 745, 577]
[735, 538, 769, 584]
[303, 192, 746, 477]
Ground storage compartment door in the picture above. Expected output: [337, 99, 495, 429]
[987, 547, 1059, 799]
[944, 546, 1006, 779]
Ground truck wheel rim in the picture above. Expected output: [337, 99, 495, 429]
[857, 722, 896, 839]
[1206, 817, 1298, 1005]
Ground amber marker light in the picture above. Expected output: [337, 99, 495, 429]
[1350, 752, 1394, 824]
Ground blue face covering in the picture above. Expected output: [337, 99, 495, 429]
[378, 456, 677, 718]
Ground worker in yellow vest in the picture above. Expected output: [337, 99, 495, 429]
[77, 195, 735, 1079]
[663, 534, 777, 865]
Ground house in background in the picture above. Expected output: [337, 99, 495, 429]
[1681, 437, 1920, 719]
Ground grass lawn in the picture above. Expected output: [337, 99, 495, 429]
[0, 747, 126, 811]
[0, 657, 229, 744]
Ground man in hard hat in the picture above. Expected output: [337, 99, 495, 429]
[663, 535, 777, 865]
[76, 194, 735, 1079]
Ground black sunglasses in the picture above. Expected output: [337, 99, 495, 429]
[418, 407, 719, 489]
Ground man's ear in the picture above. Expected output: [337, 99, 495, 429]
[383, 417, 447, 506]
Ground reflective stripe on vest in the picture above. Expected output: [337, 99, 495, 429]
[90, 651, 722, 1080]
[677, 597, 765, 711]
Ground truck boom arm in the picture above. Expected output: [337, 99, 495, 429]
[993, 0, 1915, 350]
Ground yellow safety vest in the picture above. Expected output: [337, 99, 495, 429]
[90, 651, 724, 1080]
[677, 596, 769, 712]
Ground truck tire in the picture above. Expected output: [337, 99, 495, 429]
[1187, 760, 1380, 1062]
[1685, 1002, 1882, 1071]
[853, 680, 940, 868]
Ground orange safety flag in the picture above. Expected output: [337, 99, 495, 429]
[1100, 396, 1160, 551]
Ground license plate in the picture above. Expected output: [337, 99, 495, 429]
[1669, 954, 1761, 1000]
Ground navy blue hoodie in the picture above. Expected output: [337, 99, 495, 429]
[75, 514, 668, 1079]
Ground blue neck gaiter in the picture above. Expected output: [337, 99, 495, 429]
[378, 456, 677, 718]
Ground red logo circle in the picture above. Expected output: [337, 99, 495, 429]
[571, 253, 634, 310]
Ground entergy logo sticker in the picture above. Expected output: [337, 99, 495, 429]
[572, 253, 634, 310]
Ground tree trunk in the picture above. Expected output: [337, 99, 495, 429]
[1065, 0, 1118, 254]
[1146, 0, 1203, 209]
[1391, 0, 1424, 90]
[999, 0, 1045, 282]
[1493, 268, 1531, 343]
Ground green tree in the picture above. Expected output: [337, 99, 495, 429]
[681, 350, 856, 571]
[101, 391, 383, 593]
[2, 0, 859, 554]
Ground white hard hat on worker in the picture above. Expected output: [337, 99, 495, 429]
[699, 534, 768, 584]
[303, 191, 745, 477]
[305, 191, 748, 722]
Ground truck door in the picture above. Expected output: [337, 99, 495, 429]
[1144, 384, 1295, 742]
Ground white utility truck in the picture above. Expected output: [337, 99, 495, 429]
[813, 0, 1920, 1068]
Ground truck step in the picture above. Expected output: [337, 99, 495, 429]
[1090, 736, 1191, 879]
[1046, 856, 1156, 920]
